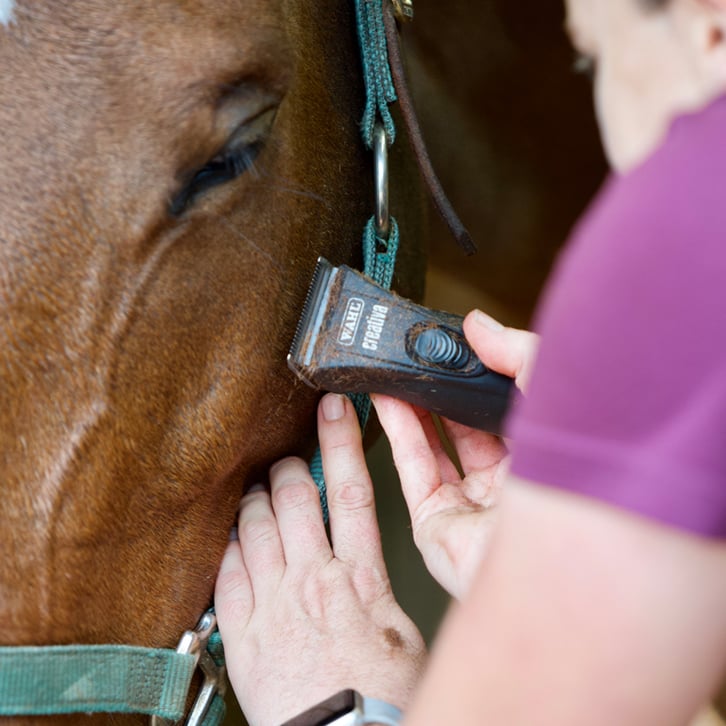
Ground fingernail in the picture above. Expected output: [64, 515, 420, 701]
[473, 309, 505, 332]
[321, 393, 346, 422]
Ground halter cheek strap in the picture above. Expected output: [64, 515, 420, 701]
[309, 0, 474, 520]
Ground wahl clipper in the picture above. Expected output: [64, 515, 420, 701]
[287, 258, 514, 436]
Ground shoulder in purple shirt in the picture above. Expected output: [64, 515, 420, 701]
[507, 95, 726, 538]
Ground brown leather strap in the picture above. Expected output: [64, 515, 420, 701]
[383, 3, 477, 256]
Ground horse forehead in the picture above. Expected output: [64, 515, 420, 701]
[1, 0, 291, 119]
[0, 0, 14, 26]
[0, 1, 294, 138]
[3, 1, 287, 51]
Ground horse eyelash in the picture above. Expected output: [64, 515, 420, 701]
[170, 142, 263, 216]
[224, 144, 262, 178]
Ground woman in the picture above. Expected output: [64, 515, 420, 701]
[215, 0, 726, 723]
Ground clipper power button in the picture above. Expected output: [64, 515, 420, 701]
[411, 326, 471, 370]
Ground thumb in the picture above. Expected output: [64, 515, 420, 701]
[462, 310, 539, 394]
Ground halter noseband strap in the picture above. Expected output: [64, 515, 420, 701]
[0, 611, 225, 725]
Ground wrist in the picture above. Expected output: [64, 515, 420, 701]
[281, 689, 403, 726]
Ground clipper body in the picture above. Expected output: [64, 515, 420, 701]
[288, 258, 514, 436]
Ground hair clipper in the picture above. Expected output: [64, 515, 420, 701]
[287, 258, 514, 436]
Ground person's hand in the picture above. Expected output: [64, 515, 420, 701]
[214, 393, 426, 726]
[372, 310, 538, 600]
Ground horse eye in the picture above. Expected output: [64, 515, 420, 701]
[170, 143, 262, 216]
[170, 107, 276, 216]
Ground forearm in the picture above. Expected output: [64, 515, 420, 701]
[403, 477, 726, 726]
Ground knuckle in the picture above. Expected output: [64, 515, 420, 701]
[353, 564, 390, 601]
[327, 431, 360, 451]
[272, 478, 317, 511]
[214, 579, 252, 628]
[239, 517, 278, 546]
[300, 576, 331, 618]
[216, 599, 251, 635]
[329, 477, 374, 511]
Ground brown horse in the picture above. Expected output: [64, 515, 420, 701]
[6, 1, 720, 724]
[0, 2, 424, 723]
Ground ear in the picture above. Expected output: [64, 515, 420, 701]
[688, 0, 726, 87]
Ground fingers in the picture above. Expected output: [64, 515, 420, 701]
[236, 486, 285, 599]
[269, 457, 331, 567]
[440, 416, 507, 476]
[372, 394, 457, 520]
[317, 394, 386, 571]
[412, 403, 464, 483]
[463, 310, 539, 393]
[215, 536, 254, 638]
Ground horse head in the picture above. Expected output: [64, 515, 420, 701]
[0, 3, 424, 721]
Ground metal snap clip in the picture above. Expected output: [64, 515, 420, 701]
[151, 611, 227, 726]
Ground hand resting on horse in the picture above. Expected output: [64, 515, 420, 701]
[214, 395, 427, 726]
[214, 311, 536, 725]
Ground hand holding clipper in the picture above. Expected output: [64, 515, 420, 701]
[287, 258, 514, 436]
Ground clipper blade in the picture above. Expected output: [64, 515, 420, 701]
[287, 257, 337, 387]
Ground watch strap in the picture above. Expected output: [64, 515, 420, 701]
[280, 689, 402, 726]
[360, 696, 403, 725]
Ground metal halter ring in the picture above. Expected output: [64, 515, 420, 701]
[373, 123, 390, 241]
[151, 611, 226, 726]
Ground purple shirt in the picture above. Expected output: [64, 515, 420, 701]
[507, 96, 726, 538]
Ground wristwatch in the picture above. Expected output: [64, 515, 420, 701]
[281, 689, 403, 725]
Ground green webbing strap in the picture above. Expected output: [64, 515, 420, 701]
[202, 692, 226, 726]
[347, 216, 401, 426]
[355, 0, 397, 147]
[0, 606, 227, 724]
[0, 644, 195, 719]
[203, 627, 228, 726]
[350, 216, 400, 429]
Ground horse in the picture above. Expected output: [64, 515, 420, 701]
[0, 2, 425, 723]
[4, 2, 721, 724]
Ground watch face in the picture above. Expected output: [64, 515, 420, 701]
[282, 689, 360, 726]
